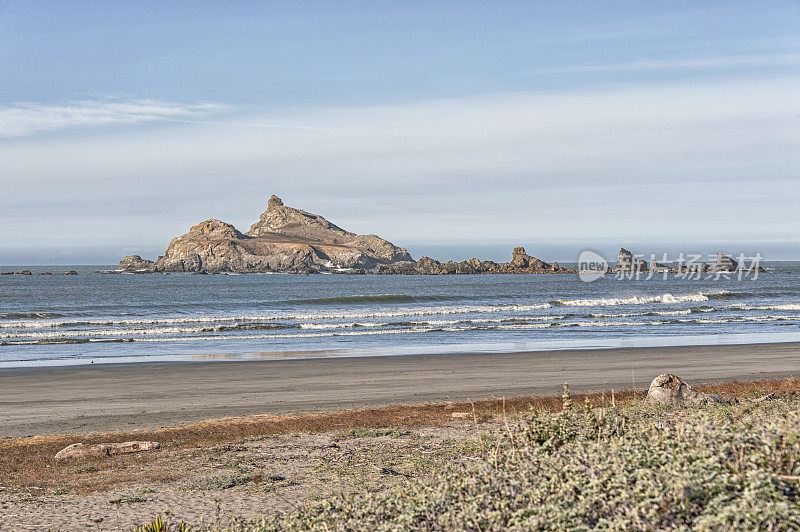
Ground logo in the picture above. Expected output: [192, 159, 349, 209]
[578, 250, 608, 283]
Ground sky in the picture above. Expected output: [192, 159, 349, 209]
[1, 1, 799, 264]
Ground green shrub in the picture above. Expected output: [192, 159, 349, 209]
[215, 398, 800, 530]
[334, 428, 411, 440]
[134, 514, 189, 532]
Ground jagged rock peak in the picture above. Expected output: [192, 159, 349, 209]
[267, 194, 284, 211]
[247, 195, 350, 238]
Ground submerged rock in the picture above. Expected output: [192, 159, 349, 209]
[646, 373, 725, 405]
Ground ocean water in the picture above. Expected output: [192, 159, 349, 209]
[1, 263, 799, 367]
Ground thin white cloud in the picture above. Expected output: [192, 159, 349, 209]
[156, 117, 338, 132]
[528, 53, 800, 75]
[0, 99, 229, 137]
[0, 76, 798, 251]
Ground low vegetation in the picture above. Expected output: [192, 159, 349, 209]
[211, 391, 800, 530]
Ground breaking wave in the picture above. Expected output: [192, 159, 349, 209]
[0, 303, 553, 330]
[281, 294, 456, 305]
[553, 292, 709, 307]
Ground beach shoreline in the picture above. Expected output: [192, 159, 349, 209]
[1, 341, 798, 438]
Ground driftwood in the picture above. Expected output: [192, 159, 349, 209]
[54, 441, 160, 460]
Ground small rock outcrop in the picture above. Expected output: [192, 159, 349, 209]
[376, 247, 575, 275]
[119, 255, 156, 273]
[55, 441, 160, 460]
[646, 374, 725, 405]
[613, 248, 648, 273]
[708, 253, 739, 273]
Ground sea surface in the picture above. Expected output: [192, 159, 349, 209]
[1, 263, 800, 368]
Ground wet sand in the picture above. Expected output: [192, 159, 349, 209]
[1, 342, 798, 438]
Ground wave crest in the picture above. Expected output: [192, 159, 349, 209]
[554, 292, 708, 307]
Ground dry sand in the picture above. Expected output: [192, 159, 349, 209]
[1, 342, 798, 438]
[1, 422, 486, 531]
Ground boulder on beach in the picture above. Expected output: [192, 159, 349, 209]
[646, 373, 725, 405]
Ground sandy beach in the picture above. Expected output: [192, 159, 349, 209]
[2, 341, 798, 438]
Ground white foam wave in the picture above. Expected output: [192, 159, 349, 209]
[0, 303, 553, 330]
[298, 322, 386, 330]
[654, 309, 693, 316]
[554, 292, 708, 307]
[556, 320, 665, 328]
[588, 312, 646, 318]
[755, 304, 800, 311]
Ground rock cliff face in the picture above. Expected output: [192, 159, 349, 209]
[246, 195, 412, 265]
[119, 196, 412, 273]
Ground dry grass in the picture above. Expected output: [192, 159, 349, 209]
[1, 377, 797, 494]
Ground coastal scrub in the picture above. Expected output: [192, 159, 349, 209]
[222, 397, 800, 530]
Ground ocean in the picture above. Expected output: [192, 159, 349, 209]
[1, 263, 799, 368]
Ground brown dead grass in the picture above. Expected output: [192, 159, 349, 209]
[1, 377, 797, 494]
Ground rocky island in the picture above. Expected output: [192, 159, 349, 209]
[119, 196, 573, 275]
[119, 195, 414, 274]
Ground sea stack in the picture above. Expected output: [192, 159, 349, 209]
[119, 195, 413, 274]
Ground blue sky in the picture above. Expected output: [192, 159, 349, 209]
[1, 1, 799, 263]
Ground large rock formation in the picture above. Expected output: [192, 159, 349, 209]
[119, 195, 413, 273]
